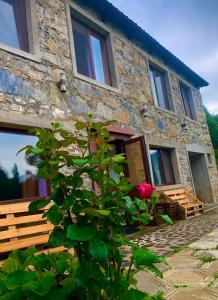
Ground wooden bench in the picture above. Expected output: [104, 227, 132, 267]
[161, 188, 204, 219]
[0, 201, 69, 264]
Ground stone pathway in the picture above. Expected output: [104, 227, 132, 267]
[134, 224, 218, 299]
[130, 207, 218, 256]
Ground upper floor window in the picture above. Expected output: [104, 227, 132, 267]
[180, 82, 196, 120]
[0, 0, 29, 52]
[71, 16, 112, 86]
[0, 129, 49, 203]
[150, 148, 175, 186]
[149, 64, 173, 111]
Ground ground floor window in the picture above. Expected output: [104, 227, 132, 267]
[149, 147, 175, 186]
[0, 129, 49, 202]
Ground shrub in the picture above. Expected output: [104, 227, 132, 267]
[0, 116, 171, 299]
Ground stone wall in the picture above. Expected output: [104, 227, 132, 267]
[0, 0, 217, 201]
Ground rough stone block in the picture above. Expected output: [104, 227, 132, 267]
[0, 68, 37, 100]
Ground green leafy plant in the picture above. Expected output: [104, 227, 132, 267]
[0, 116, 172, 299]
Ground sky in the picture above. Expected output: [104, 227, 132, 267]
[110, 0, 218, 114]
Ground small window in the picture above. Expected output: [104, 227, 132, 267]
[149, 64, 171, 110]
[71, 16, 111, 86]
[180, 83, 196, 120]
[149, 148, 175, 186]
[0, 129, 49, 203]
[0, 0, 29, 52]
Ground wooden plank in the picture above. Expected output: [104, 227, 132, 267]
[0, 234, 50, 253]
[0, 214, 45, 227]
[0, 224, 54, 241]
[7, 214, 17, 242]
[0, 203, 51, 215]
[171, 195, 187, 201]
[37, 246, 67, 255]
[164, 189, 185, 196]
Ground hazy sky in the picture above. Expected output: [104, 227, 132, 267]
[110, 0, 218, 114]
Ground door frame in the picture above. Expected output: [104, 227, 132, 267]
[186, 148, 215, 202]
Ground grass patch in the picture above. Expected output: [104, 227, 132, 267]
[198, 255, 216, 268]
[172, 247, 183, 255]
[213, 273, 218, 279]
[173, 284, 188, 288]
[215, 245, 218, 250]
[208, 281, 215, 287]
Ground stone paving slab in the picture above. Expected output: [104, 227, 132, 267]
[164, 269, 212, 287]
[166, 255, 199, 269]
[133, 218, 218, 299]
[129, 207, 218, 256]
[134, 271, 167, 294]
[165, 287, 218, 300]
[194, 250, 218, 259]
[202, 260, 218, 273]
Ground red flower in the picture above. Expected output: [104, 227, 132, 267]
[137, 183, 155, 199]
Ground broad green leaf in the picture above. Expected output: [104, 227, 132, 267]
[0, 290, 23, 300]
[31, 147, 44, 154]
[88, 239, 108, 260]
[112, 155, 126, 163]
[51, 188, 65, 205]
[48, 228, 65, 247]
[29, 199, 50, 213]
[133, 248, 165, 266]
[138, 214, 152, 224]
[134, 198, 147, 210]
[161, 214, 174, 225]
[67, 224, 96, 241]
[49, 160, 59, 166]
[72, 158, 88, 167]
[75, 122, 87, 130]
[146, 264, 163, 278]
[82, 208, 111, 217]
[47, 210, 63, 225]
[2, 270, 37, 290]
[113, 165, 123, 174]
[23, 273, 55, 296]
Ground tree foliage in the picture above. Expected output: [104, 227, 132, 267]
[205, 107, 218, 167]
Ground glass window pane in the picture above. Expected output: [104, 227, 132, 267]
[0, 0, 29, 51]
[149, 69, 158, 106]
[180, 84, 195, 119]
[90, 35, 106, 84]
[160, 149, 175, 184]
[150, 150, 164, 185]
[0, 131, 48, 202]
[72, 19, 93, 78]
[0, 0, 20, 48]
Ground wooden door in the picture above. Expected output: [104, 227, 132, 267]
[124, 136, 151, 186]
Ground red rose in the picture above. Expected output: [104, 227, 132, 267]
[137, 183, 155, 199]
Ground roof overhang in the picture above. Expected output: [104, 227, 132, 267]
[76, 0, 209, 88]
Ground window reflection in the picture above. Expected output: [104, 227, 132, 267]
[0, 130, 48, 202]
[0, 0, 29, 51]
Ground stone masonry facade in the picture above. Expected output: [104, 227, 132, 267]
[0, 0, 217, 201]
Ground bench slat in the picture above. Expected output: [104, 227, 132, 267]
[0, 203, 50, 215]
[0, 223, 53, 240]
[0, 234, 50, 253]
[0, 214, 45, 227]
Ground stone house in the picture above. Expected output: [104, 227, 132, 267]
[0, 0, 217, 205]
